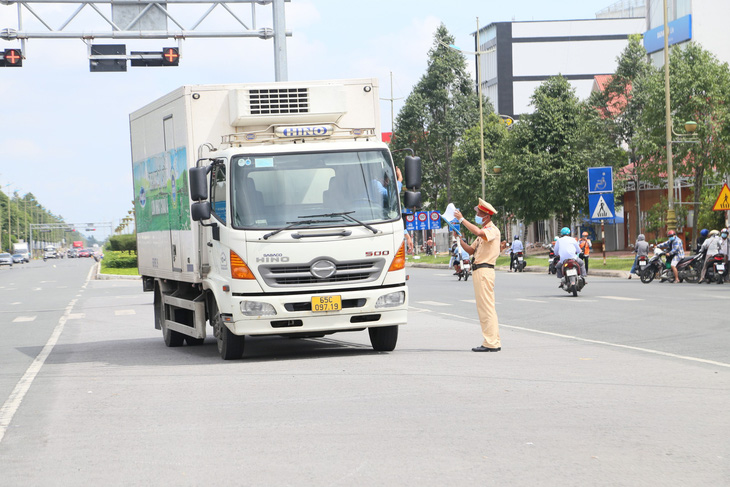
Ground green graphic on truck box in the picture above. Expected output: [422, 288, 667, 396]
[133, 147, 191, 233]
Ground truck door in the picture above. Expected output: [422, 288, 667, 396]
[208, 164, 228, 276]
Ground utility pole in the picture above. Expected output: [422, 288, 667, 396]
[663, 0, 676, 232]
[379, 72, 403, 134]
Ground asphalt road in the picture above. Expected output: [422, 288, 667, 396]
[1, 260, 728, 486]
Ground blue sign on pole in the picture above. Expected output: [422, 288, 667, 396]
[415, 211, 429, 231]
[404, 212, 416, 231]
[587, 166, 614, 194]
[588, 193, 615, 221]
[643, 14, 692, 54]
[428, 211, 441, 230]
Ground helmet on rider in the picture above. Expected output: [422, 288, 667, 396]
[560, 227, 571, 236]
[709, 229, 720, 236]
[700, 228, 709, 237]
[553, 236, 558, 241]
[637, 234, 645, 241]
[514, 235, 520, 240]
[582, 232, 589, 237]
[667, 230, 677, 239]
[722, 228, 728, 237]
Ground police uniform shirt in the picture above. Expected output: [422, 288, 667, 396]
[472, 221, 501, 265]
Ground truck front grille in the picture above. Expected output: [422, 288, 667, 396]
[259, 260, 384, 288]
[249, 88, 309, 115]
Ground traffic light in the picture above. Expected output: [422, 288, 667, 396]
[1, 49, 23, 67]
[161, 47, 179, 66]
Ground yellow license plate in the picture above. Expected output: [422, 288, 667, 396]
[312, 295, 341, 312]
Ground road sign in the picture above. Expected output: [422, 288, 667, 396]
[588, 167, 613, 194]
[404, 213, 416, 231]
[589, 193, 615, 221]
[416, 211, 429, 230]
[429, 211, 441, 230]
[711, 183, 730, 211]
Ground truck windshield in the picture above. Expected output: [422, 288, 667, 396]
[231, 149, 401, 229]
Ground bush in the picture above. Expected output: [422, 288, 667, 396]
[101, 251, 138, 269]
[108, 234, 137, 253]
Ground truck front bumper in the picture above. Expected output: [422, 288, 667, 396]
[227, 286, 408, 336]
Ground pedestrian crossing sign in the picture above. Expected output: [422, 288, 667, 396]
[588, 193, 615, 220]
[711, 183, 730, 211]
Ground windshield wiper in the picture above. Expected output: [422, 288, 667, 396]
[303, 211, 379, 234]
[262, 219, 336, 240]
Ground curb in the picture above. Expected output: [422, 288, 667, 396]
[94, 262, 142, 280]
[406, 262, 628, 279]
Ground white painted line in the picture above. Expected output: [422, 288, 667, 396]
[416, 300, 452, 307]
[460, 299, 476, 304]
[114, 309, 136, 316]
[33, 288, 42, 291]
[0, 263, 94, 445]
[430, 308, 730, 369]
[40, 281, 56, 283]
[67, 313, 86, 320]
[11, 302, 21, 306]
[515, 298, 547, 304]
[598, 296, 643, 301]
[12, 316, 36, 323]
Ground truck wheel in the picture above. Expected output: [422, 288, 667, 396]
[185, 337, 205, 346]
[210, 303, 244, 360]
[155, 286, 184, 347]
[368, 325, 398, 351]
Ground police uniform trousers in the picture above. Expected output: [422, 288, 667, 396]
[472, 267, 500, 348]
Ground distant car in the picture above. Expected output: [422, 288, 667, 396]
[67, 249, 77, 258]
[43, 247, 58, 259]
[78, 249, 91, 258]
[12, 254, 26, 264]
[0, 253, 13, 267]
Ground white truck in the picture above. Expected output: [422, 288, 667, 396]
[131, 79, 422, 360]
[13, 242, 30, 262]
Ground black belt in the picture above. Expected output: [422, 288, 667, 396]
[472, 262, 494, 270]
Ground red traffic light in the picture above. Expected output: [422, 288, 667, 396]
[161, 47, 179, 66]
[3, 49, 23, 67]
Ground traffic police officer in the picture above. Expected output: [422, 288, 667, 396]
[454, 198, 502, 352]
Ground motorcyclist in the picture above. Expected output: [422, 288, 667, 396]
[554, 227, 586, 286]
[719, 228, 729, 281]
[657, 229, 684, 283]
[578, 231, 592, 274]
[628, 233, 650, 279]
[698, 230, 723, 283]
[696, 228, 709, 253]
[450, 235, 470, 275]
[509, 235, 524, 272]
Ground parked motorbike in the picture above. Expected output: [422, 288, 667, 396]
[702, 253, 726, 284]
[634, 255, 649, 276]
[640, 247, 702, 283]
[559, 258, 585, 297]
[547, 251, 558, 275]
[514, 251, 526, 272]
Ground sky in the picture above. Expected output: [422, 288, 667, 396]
[0, 0, 623, 239]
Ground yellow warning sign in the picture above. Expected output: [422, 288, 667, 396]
[712, 183, 730, 211]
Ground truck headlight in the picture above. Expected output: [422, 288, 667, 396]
[240, 301, 277, 316]
[375, 291, 405, 309]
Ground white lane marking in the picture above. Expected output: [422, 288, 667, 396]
[12, 316, 36, 323]
[114, 309, 136, 316]
[67, 313, 86, 320]
[33, 288, 42, 291]
[430, 309, 730, 369]
[460, 299, 476, 304]
[598, 296, 643, 301]
[416, 300, 452, 307]
[11, 302, 21, 305]
[0, 264, 94, 445]
[40, 281, 56, 283]
[515, 298, 547, 304]
[435, 273, 454, 277]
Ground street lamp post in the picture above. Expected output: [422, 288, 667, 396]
[663, 0, 676, 232]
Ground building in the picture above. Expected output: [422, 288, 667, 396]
[474, 2, 646, 118]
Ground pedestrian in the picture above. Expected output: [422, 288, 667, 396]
[579, 231, 592, 274]
[453, 198, 502, 352]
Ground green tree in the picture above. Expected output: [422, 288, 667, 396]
[391, 24, 479, 210]
[635, 42, 730, 237]
[495, 76, 624, 224]
[589, 35, 654, 235]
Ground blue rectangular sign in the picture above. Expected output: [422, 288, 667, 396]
[644, 14, 692, 54]
[588, 166, 613, 194]
[588, 193, 615, 221]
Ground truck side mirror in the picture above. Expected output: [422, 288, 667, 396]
[403, 190, 421, 209]
[191, 201, 211, 221]
[189, 167, 209, 201]
[404, 156, 422, 189]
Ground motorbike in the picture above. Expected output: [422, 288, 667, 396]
[514, 251, 526, 272]
[547, 250, 558, 275]
[640, 247, 702, 284]
[702, 253, 726, 284]
[633, 255, 649, 276]
[559, 258, 585, 297]
[451, 245, 471, 281]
